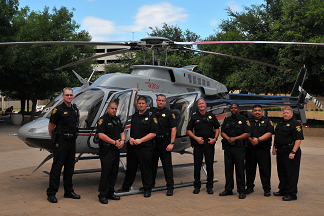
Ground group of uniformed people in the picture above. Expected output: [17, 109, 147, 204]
[47, 88, 303, 204]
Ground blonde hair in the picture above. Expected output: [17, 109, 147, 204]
[63, 87, 73, 94]
[283, 106, 293, 112]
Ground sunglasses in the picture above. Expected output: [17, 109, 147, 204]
[65, 94, 73, 97]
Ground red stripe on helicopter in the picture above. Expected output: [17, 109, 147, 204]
[215, 114, 227, 121]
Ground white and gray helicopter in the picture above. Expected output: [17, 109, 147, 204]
[2, 37, 322, 195]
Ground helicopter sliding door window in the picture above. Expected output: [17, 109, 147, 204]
[72, 89, 105, 128]
[167, 92, 201, 137]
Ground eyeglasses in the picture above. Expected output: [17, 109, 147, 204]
[65, 94, 73, 97]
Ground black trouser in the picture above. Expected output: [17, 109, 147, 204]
[245, 146, 271, 191]
[276, 147, 301, 196]
[224, 145, 246, 193]
[193, 141, 215, 189]
[122, 143, 154, 192]
[47, 137, 76, 196]
[152, 138, 174, 189]
[98, 147, 120, 198]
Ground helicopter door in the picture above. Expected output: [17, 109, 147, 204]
[88, 89, 136, 148]
[167, 92, 201, 137]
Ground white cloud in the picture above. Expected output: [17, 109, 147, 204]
[226, 1, 241, 12]
[210, 19, 218, 26]
[81, 2, 189, 41]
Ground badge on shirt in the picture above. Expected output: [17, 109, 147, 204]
[286, 124, 290, 127]
[196, 120, 200, 122]
[295, 126, 302, 132]
[52, 108, 57, 115]
[98, 119, 103, 126]
[246, 120, 251, 127]
[172, 113, 176, 119]
[261, 121, 265, 124]
[238, 121, 242, 124]
[108, 123, 112, 126]
[56, 143, 59, 147]
[270, 121, 274, 127]
[153, 117, 158, 124]
[208, 116, 212, 119]
[162, 113, 166, 117]
[64, 111, 68, 115]
[145, 117, 149, 121]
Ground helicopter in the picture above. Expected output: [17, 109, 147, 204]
[1, 37, 322, 194]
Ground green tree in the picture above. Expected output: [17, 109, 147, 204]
[0, 6, 95, 120]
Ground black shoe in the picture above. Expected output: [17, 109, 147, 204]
[144, 191, 151, 198]
[47, 195, 57, 203]
[264, 191, 271, 197]
[239, 193, 246, 199]
[219, 190, 233, 196]
[207, 189, 214, 194]
[193, 188, 200, 194]
[107, 194, 120, 200]
[166, 189, 173, 196]
[139, 187, 144, 191]
[273, 191, 287, 196]
[245, 188, 254, 194]
[116, 188, 129, 193]
[64, 192, 81, 199]
[282, 195, 297, 201]
[99, 197, 108, 204]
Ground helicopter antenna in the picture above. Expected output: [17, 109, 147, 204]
[88, 65, 98, 82]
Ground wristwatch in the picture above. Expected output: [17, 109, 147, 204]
[170, 141, 174, 144]
[291, 150, 296, 154]
[215, 137, 218, 141]
[257, 138, 261, 143]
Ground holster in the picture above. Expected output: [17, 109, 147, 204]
[51, 130, 58, 145]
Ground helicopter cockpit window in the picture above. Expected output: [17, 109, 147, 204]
[40, 94, 62, 118]
[72, 89, 105, 128]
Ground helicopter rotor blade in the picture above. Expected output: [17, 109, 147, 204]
[55, 48, 137, 70]
[0, 41, 130, 46]
[181, 47, 291, 71]
[175, 41, 324, 46]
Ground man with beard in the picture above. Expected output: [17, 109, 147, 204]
[245, 105, 274, 197]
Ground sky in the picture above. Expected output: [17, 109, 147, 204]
[18, 0, 266, 42]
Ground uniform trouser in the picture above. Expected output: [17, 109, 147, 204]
[47, 137, 76, 196]
[193, 142, 215, 189]
[224, 145, 246, 193]
[152, 139, 174, 189]
[245, 146, 271, 191]
[276, 148, 301, 196]
[98, 147, 120, 198]
[122, 144, 154, 192]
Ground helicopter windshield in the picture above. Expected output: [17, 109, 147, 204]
[39, 94, 62, 117]
[73, 88, 105, 128]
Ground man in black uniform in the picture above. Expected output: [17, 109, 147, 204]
[246, 104, 274, 197]
[151, 94, 177, 196]
[97, 101, 125, 204]
[219, 103, 251, 199]
[273, 106, 303, 201]
[116, 96, 158, 198]
[187, 99, 220, 195]
[47, 87, 80, 203]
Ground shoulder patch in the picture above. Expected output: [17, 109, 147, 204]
[246, 120, 251, 127]
[98, 119, 104, 126]
[153, 117, 158, 124]
[52, 108, 57, 115]
[270, 121, 274, 127]
[172, 113, 176, 119]
[295, 125, 302, 132]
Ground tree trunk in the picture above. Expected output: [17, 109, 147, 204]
[20, 96, 26, 124]
[30, 97, 38, 121]
[26, 99, 30, 113]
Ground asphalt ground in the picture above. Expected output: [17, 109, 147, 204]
[1, 121, 324, 215]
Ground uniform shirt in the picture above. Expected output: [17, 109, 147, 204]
[97, 114, 124, 141]
[150, 107, 177, 135]
[221, 114, 252, 137]
[130, 110, 158, 139]
[187, 111, 220, 137]
[274, 117, 304, 146]
[248, 116, 274, 147]
[50, 102, 79, 134]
